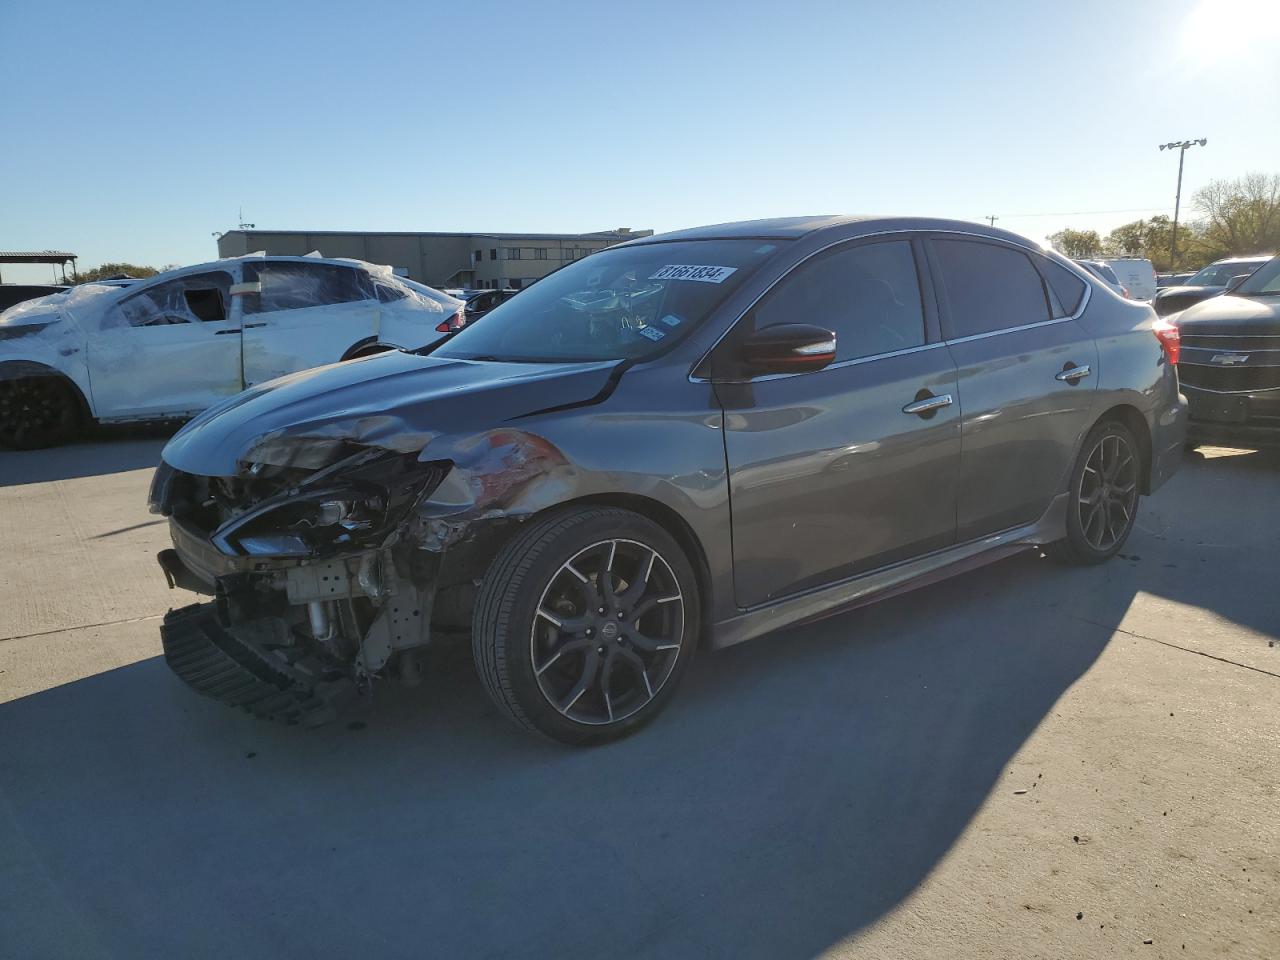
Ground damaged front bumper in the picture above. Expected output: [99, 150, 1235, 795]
[150, 425, 571, 724]
[156, 529, 437, 724]
[151, 454, 449, 724]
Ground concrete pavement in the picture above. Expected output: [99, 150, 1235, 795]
[1, 437, 1277, 959]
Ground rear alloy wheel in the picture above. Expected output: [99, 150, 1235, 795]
[0, 376, 80, 449]
[473, 507, 698, 745]
[1046, 420, 1141, 565]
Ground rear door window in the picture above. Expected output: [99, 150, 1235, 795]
[751, 239, 927, 363]
[242, 263, 375, 315]
[930, 240, 1051, 338]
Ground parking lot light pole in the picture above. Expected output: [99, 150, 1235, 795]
[1158, 138, 1207, 270]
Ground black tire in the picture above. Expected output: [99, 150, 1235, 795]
[347, 343, 394, 360]
[1046, 419, 1142, 566]
[472, 506, 699, 745]
[0, 376, 81, 450]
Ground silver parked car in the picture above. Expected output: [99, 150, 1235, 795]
[149, 216, 1187, 744]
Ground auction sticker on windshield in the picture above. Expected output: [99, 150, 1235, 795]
[649, 265, 738, 283]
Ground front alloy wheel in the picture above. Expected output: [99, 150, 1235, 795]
[473, 507, 698, 744]
[532, 538, 684, 725]
[0, 376, 80, 449]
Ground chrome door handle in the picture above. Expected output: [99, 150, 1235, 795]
[902, 393, 953, 415]
[1056, 364, 1091, 383]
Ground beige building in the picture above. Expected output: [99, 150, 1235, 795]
[215, 227, 653, 290]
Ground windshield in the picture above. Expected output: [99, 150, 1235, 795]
[1186, 260, 1264, 286]
[1235, 256, 1280, 295]
[434, 238, 786, 362]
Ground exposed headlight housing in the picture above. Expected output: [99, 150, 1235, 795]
[211, 451, 446, 558]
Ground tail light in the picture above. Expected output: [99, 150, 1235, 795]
[435, 308, 467, 334]
[1153, 317, 1180, 365]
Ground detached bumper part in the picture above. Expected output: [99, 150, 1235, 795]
[161, 603, 356, 726]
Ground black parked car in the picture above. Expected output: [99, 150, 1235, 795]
[0, 284, 67, 312]
[464, 287, 520, 322]
[1176, 255, 1280, 448]
[1153, 256, 1270, 317]
[149, 216, 1187, 744]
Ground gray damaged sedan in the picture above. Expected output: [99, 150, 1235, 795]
[149, 216, 1188, 744]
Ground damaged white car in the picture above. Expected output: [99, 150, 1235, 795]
[0, 256, 464, 448]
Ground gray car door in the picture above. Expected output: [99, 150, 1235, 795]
[926, 236, 1099, 541]
[713, 237, 962, 609]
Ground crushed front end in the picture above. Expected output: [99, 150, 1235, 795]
[149, 447, 452, 725]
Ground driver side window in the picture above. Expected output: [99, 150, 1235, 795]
[752, 240, 926, 363]
[114, 271, 233, 328]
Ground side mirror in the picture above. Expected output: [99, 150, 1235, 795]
[1225, 274, 1248, 293]
[740, 323, 837, 375]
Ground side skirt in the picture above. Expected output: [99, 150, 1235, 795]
[708, 493, 1069, 649]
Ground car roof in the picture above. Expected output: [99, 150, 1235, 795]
[624, 215, 1045, 248]
[143, 254, 396, 284]
[1213, 255, 1272, 264]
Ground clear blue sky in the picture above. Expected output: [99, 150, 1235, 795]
[1, 0, 1276, 282]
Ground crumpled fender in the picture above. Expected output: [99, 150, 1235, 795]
[413, 429, 577, 549]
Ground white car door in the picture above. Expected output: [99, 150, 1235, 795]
[87, 269, 244, 419]
[239, 262, 380, 385]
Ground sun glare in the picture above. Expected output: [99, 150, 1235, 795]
[1181, 0, 1280, 62]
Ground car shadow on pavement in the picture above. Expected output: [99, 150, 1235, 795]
[0, 424, 175, 486]
[0, 550, 1117, 960]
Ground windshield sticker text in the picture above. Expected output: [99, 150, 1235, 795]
[636, 326, 666, 342]
[649, 264, 738, 284]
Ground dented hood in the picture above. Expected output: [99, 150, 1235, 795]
[161, 350, 620, 477]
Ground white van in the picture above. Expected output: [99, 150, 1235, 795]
[1100, 258, 1157, 301]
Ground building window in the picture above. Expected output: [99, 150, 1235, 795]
[535, 248, 548, 260]
[563, 248, 576, 260]
[505, 247, 522, 260]
[489, 248, 497, 261]
[474, 249, 482, 263]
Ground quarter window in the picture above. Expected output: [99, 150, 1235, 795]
[1037, 257, 1088, 317]
[931, 240, 1051, 338]
[242, 263, 374, 315]
[374, 280, 408, 303]
[113, 271, 233, 328]
[751, 240, 927, 363]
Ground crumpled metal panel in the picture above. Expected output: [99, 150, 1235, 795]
[160, 351, 619, 476]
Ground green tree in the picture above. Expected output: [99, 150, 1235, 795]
[1046, 228, 1102, 259]
[1103, 216, 1180, 272]
[73, 262, 162, 284]
[1193, 172, 1280, 261]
